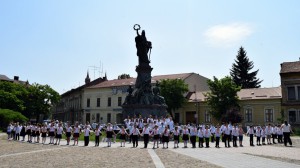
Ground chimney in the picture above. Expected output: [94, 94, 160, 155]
[14, 76, 19, 81]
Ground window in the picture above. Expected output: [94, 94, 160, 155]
[245, 108, 252, 122]
[97, 98, 100, 107]
[287, 86, 296, 100]
[107, 97, 111, 107]
[87, 98, 90, 108]
[107, 113, 111, 123]
[96, 113, 100, 123]
[175, 113, 180, 123]
[265, 109, 273, 122]
[298, 86, 300, 100]
[118, 97, 122, 106]
[289, 110, 296, 123]
[205, 111, 211, 122]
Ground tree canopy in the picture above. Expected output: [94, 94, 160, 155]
[0, 108, 28, 129]
[118, 74, 131, 79]
[159, 79, 189, 117]
[0, 81, 60, 122]
[204, 76, 242, 123]
[230, 47, 262, 88]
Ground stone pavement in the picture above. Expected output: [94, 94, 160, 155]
[1, 133, 300, 168]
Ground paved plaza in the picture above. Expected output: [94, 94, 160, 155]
[0, 133, 299, 168]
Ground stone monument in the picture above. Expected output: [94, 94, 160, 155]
[122, 24, 167, 118]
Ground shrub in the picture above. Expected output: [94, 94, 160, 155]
[0, 108, 28, 131]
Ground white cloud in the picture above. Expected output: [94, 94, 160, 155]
[204, 23, 253, 47]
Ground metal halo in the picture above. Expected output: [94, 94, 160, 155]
[133, 24, 141, 31]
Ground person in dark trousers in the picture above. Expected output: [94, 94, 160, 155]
[83, 125, 90, 146]
[131, 125, 140, 148]
[281, 121, 293, 147]
[215, 126, 221, 148]
[141, 124, 150, 148]
[247, 125, 255, 146]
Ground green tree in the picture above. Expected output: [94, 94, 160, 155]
[0, 108, 28, 129]
[160, 79, 189, 117]
[0, 81, 28, 112]
[204, 76, 242, 123]
[0, 81, 60, 122]
[24, 83, 60, 121]
[118, 74, 131, 79]
[230, 47, 262, 88]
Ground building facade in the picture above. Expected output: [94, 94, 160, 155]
[81, 73, 209, 124]
[280, 61, 300, 126]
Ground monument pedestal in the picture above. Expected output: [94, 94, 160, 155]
[122, 104, 167, 118]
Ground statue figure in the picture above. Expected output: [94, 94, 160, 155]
[153, 81, 166, 105]
[134, 24, 152, 65]
[123, 85, 134, 105]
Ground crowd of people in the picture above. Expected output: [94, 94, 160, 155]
[6, 115, 294, 149]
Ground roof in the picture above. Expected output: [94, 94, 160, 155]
[88, 73, 194, 89]
[187, 87, 282, 102]
[280, 61, 300, 74]
[0, 74, 12, 81]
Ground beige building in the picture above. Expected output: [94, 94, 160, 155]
[280, 61, 300, 126]
[81, 73, 209, 124]
[180, 87, 282, 126]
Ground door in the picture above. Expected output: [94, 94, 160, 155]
[86, 113, 90, 124]
[186, 111, 196, 124]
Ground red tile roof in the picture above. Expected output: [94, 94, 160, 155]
[280, 61, 300, 74]
[187, 87, 281, 102]
[88, 73, 193, 89]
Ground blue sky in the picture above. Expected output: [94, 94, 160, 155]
[1, 1, 300, 94]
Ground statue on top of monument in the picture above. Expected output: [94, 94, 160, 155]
[134, 24, 152, 65]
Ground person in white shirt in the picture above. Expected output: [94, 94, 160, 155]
[232, 125, 239, 147]
[182, 125, 190, 148]
[48, 123, 56, 144]
[20, 124, 26, 141]
[54, 123, 63, 145]
[83, 125, 90, 146]
[65, 123, 72, 145]
[204, 125, 211, 148]
[162, 126, 170, 149]
[266, 124, 272, 145]
[141, 124, 150, 148]
[15, 122, 21, 141]
[256, 126, 262, 146]
[261, 126, 266, 145]
[215, 125, 221, 148]
[197, 126, 204, 148]
[223, 123, 231, 148]
[277, 124, 283, 143]
[31, 124, 36, 143]
[41, 124, 47, 145]
[131, 124, 140, 148]
[173, 126, 180, 148]
[6, 123, 12, 140]
[281, 121, 293, 147]
[73, 123, 81, 146]
[151, 125, 160, 149]
[190, 124, 197, 148]
[272, 125, 278, 144]
[26, 123, 32, 142]
[117, 126, 128, 147]
[247, 125, 255, 146]
[106, 123, 115, 147]
[36, 124, 41, 143]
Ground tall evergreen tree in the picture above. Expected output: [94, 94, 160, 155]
[230, 47, 262, 88]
